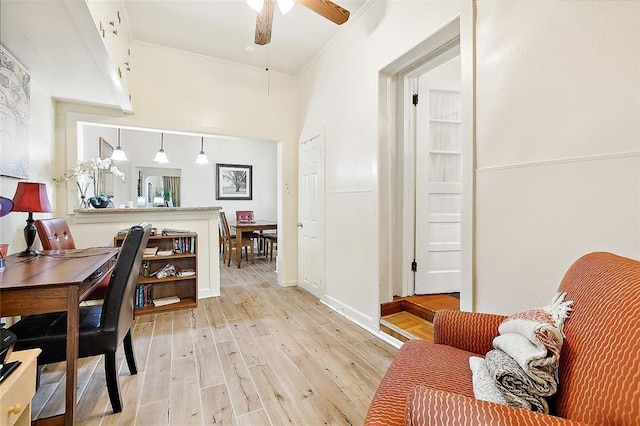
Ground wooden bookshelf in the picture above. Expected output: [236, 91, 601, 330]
[114, 231, 198, 315]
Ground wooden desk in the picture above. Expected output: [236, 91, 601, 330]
[0, 247, 118, 426]
[230, 220, 277, 268]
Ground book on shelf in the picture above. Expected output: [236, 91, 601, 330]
[135, 284, 153, 308]
[177, 269, 195, 277]
[156, 249, 174, 256]
[144, 246, 158, 256]
[153, 296, 180, 307]
[161, 228, 192, 235]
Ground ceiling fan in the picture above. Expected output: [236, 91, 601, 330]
[248, 0, 350, 45]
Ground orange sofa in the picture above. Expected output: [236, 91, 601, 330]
[365, 252, 640, 425]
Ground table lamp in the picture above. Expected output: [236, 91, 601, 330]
[11, 182, 53, 257]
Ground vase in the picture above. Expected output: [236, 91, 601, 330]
[89, 195, 111, 209]
[77, 182, 89, 209]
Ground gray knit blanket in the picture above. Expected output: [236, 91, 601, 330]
[469, 292, 573, 413]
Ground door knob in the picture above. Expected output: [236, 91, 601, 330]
[297, 223, 303, 228]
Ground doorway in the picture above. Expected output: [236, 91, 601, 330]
[414, 56, 461, 295]
[378, 16, 474, 319]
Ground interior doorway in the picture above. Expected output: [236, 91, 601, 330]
[378, 16, 474, 317]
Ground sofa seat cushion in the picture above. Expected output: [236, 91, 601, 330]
[365, 339, 477, 426]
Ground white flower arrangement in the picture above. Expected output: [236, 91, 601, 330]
[54, 158, 126, 204]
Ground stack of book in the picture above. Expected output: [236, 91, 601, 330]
[144, 246, 158, 256]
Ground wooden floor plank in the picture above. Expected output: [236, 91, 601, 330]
[216, 340, 263, 416]
[170, 356, 203, 425]
[193, 327, 226, 389]
[200, 384, 236, 425]
[136, 399, 170, 425]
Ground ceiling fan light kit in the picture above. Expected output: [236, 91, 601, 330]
[251, 0, 350, 46]
[247, 0, 264, 13]
[247, 0, 294, 14]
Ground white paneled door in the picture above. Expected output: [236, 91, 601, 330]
[298, 134, 325, 298]
[415, 77, 462, 294]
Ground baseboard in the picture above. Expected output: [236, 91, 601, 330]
[320, 296, 403, 350]
[198, 288, 219, 299]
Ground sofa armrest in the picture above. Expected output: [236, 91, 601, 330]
[433, 310, 506, 355]
[406, 386, 588, 426]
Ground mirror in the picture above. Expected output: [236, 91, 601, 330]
[136, 167, 181, 207]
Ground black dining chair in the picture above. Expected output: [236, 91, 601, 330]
[9, 222, 152, 413]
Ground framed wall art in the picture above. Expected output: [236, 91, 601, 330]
[0, 45, 30, 178]
[216, 163, 252, 200]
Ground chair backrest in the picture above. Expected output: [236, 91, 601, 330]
[35, 218, 76, 250]
[236, 210, 254, 222]
[554, 252, 640, 424]
[100, 223, 152, 343]
[220, 211, 231, 239]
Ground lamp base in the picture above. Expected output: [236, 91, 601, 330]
[17, 248, 41, 257]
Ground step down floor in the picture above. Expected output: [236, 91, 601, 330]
[380, 293, 460, 342]
[380, 311, 433, 342]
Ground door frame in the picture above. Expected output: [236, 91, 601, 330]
[378, 16, 475, 312]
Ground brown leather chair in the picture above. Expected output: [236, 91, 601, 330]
[35, 218, 109, 300]
[11, 223, 152, 413]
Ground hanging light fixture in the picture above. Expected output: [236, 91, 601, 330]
[153, 133, 169, 163]
[110, 128, 128, 161]
[195, 137, 209, 164]
[247, 0, 294, 14]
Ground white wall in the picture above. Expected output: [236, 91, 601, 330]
[0, 81, 55, 255]
[55, 41, 299, 285]
[474, 0, 640, 313]
[298, 1, 472, 328]
[298, 0, 640, 326]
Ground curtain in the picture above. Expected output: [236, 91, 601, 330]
[162, 176, 181, 207]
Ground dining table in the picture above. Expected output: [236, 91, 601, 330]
[0, 247, 118, 425]
[230, 220, 277, 268]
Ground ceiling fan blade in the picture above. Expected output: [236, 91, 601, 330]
[255, 0, 275, 45]
[297, 0, 350, 25]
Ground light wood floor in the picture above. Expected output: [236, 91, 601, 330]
[380, 293, 460, 342]
[31, 254, 397, 425]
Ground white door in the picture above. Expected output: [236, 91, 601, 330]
[298, 134, 325, 298]
[415, 76, 461, 294]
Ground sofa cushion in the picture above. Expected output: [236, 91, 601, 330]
[364, 339, 476, 426]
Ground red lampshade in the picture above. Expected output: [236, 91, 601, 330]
[12, 182, 53, 213]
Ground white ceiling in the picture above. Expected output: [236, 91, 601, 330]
[124, 0, 366, 76]
[0, 0, 365, 110]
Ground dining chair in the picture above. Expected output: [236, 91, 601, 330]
[35, 218, 110, 300]
[235, 210, 264, 252]
[264, 233, 278, 261]
[235, 210, 254, 222]
[220, 211, 254, 267]
[9, 222, 152, 413]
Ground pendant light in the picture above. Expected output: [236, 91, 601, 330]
[110, 128, 128, 161]
[195, 137, 209, 164]
[153, 133, 169, 163]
